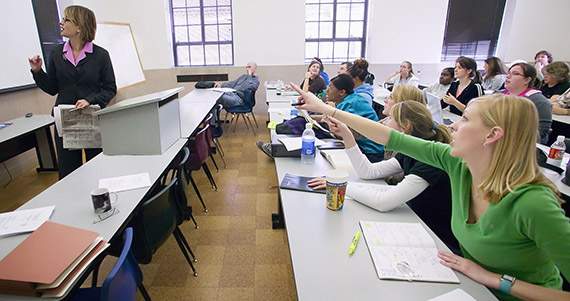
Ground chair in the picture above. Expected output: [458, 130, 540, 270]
[130, 178, 198, 277]
[71, 227, 151, 301]
[165, 147, 200, 228]
[212, 104, 227, 160]
[201, 113, 226, 171]
[225, 88, 258, 134]
[187, 124, 219, 192]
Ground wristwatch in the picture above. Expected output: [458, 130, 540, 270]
[499, 274, 516, 294]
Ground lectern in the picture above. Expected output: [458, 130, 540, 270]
[96, 87, 183, 155]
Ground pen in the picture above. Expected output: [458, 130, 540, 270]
[349, 231, 360, 255]
[291, 102, 304, 106]
[69, 107, 81, 112]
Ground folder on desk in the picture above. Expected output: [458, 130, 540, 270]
[0, 221, 108, 297]
[279, 173, 326, 194]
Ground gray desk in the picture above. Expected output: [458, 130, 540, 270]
[274, 153, 496, 300]
[0, 115, 57, 172]
[179, 89, 222, 138]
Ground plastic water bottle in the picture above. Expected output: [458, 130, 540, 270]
[301, 123, 315, 165]
[547, 135, 566, 166]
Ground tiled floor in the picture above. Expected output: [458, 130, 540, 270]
[0, 115, 298, 300]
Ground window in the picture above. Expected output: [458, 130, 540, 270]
[305, 0, 368, 64]
[441, 0, 506, 61]
[170, 0, 234, 66]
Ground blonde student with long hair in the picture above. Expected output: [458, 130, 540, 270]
[292, 83, 570, 301]
[309, 101, 460, 254]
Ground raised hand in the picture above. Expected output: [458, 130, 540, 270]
[28, 55, 43, 72]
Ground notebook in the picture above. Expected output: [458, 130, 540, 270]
[359, 221, 460, 283]
[320, 149, 354, 171]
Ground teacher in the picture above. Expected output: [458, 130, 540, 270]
[29, 5, 117, 179]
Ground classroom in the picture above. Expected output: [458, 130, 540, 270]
[0, 0, 569, 300]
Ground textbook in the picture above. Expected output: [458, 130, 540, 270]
[359, 221, 460, 283]
[279, 173, 326, 194]
[320, 149, 354, 171]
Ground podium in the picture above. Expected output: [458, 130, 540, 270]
[95, 87, 183, 155]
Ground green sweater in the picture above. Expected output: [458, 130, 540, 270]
[387, 130, 570, 300]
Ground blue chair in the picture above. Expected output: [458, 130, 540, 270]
[212, 104, 226, 159]
[225, 88, 258, 134]
[71, 227, 151, 301]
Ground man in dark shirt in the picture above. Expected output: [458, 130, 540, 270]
[215, 62, 259, 108]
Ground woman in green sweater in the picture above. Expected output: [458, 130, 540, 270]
[291, 84, 570, 300]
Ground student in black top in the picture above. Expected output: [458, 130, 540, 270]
[541, 61, 570, 101]
[29, 5, 117, 179]
[308, 101, 460, 254]
[442, 56, 484, 115]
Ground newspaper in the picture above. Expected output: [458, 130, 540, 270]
[59, 105, 102, 149]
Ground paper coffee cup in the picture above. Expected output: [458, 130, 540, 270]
[325, 170, 349, 211]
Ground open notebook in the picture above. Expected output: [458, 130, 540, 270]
[360, 221, 460, 283]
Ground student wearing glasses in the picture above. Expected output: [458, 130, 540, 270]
[28, 5, 116, 179]
[503, 63, 552, 144]
[292, 83, 570, 301]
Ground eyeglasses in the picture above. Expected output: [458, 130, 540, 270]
[507, 71, 524, 77]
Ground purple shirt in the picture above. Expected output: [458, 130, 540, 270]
[62, 41, 93, 66]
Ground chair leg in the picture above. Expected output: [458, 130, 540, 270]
[174, 227, 197, 262]
[232, 114, 240, 132]
[214, 139, 227, 168]
[244, 114, 257, 135]
[242, 113, 250, 130]
[189, 211, 199, 229]
[138, 283, 151, 301]
[209, 153, 220, 173]
[189, 174, 208, 212]
[251, 113, 259, 128]
[172, 229, 198, 277]
[213, 138, 225, 157]
[202, 163, 218, 191]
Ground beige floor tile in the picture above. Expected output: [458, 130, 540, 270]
[194, 215, 231, 229]
[254, 245, 289, 265]
[254, 264, 289, 287]
[219, 264, 255, 287]
[227, 228, 256, 245]
[185, 264, 223, 287]
[256, 229, 285, 245]
[194, 245, 226, 265]
[254, 286, 296, 301]
[229, 215, 256, 229]
[217, 287, 255, 301]
[223, 245, 255, 266]
[256, 197, 277, 216]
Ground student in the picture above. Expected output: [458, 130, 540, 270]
[214, 62, 259, 109]
[541, 61, 570, 101]
[326, 74, 384, 162]
[29, 5, 116, 179]
[313, 57, 330, 85]
[337, 61, 353, 75]
[482, 57, 507, 92]
[534, 50, 553, 82]
[385, 61, 420, 88]
[349, 58, 374, 106]
[423, 67, 455, 100]
[292, 84, 570, 301]
[382, 85, 426, 119]
[552, 87, 570, 115]
[503, 63, 552, 144]
[286, 60, 327, 96]
[442, 56, 484, 115]
[308, 101, 460, 254]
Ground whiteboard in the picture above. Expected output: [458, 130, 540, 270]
[94, 22, 145, 90]
[0, 1, 44, 92]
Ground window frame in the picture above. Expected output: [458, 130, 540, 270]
[170, 0, 234, 67]
[304, 0, 369, 64]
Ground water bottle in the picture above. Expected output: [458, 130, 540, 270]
[546, 135, 566, 166]
[301, 123, 315, 165]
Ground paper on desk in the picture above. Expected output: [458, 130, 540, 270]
[209, 87, 235, 93]
[0, 205, 55, 237]
[99, 172, 152, 192]
[426, 289, 477, 301]
[278, 137, 326, 151]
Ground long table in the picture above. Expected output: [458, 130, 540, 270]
[0, 115, 57, 172]
[0, 89, 222, 300]
[274, 153, 497, 300]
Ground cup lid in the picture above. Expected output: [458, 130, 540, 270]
[326, 170, 349, 182]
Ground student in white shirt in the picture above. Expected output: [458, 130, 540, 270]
[385, 61, 420, 88]
[423, 67, 455, 100]
[308, 100, 460, 254]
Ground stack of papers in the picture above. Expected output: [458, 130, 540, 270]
[0, 206, 55, 237]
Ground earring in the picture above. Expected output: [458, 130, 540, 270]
[483, 141, 489, 148]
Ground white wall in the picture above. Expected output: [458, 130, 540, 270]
[497, 0, 570, 62]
